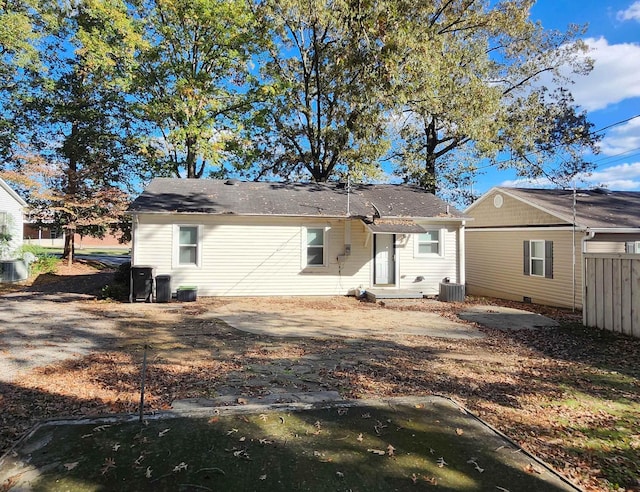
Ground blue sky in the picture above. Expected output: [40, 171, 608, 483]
[473, 0, 640, 194]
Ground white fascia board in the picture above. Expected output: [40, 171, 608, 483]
[587, 227, 640, 233]
[466, 225, 585, 232]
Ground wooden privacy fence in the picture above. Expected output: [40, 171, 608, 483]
[583, 253, 640, 338]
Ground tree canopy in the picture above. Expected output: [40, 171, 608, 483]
[0, 0, 600, 222]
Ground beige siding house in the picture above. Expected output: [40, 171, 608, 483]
[465, 187, 640, 309]
[0, 178, 27, 259]
[128, 179, 468, 298]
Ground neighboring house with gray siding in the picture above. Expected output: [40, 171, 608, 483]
[128, 179, 468, 297]
[0, 177, 27, 259]
[465, 187, 640, 309]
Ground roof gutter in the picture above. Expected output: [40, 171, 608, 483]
[585, 227, 640, 234]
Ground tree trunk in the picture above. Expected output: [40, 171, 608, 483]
[63, 227, 74, 266]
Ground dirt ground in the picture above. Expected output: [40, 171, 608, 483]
[0, 262, 639, 491]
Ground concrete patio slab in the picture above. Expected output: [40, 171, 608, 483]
[458, 305, 559, 331]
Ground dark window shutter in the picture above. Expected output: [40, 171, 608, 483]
[545, 240, 553, 279]
[626, 241, 635, 253]
[523, 241, 530, 275]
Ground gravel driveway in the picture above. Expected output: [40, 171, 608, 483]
[0, 293, 120, 383]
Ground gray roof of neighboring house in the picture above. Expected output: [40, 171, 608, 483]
[128, 178, 467, 220]
[499, 187, 640, 229]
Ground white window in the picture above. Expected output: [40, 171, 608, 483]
[530, 240, 545, 276]
[175, 225, 201, 267]
[524, 240, 553, 278]
[306, 227, 326, 267]
[414, 230, 442, 256]
[636, 241, 640, 254]
[0, 212, 7, 237]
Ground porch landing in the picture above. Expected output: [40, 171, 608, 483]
[365, 288, 425, 301]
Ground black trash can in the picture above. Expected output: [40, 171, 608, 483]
[130, 265, 155, 302]
[155, 274, 172, 303]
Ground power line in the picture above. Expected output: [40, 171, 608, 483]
[473, 114, 640, 172]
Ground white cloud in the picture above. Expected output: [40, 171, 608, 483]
[599, 117, 640, 155]
[617, 1, 640, 21]
[568, 37, 640, 111]
[580, 161, 640, 189]
[499, 161, 640, 191]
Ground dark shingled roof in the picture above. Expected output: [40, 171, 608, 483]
[128, 178, 467, 220]
[501, 187, 640, 229]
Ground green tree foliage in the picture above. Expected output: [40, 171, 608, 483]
[5, 0, 144, 263]
[387, 0, 599, 202]
[238, 0, 392, 183]
[132, 0, 264, 179]
[0, 0, 45, 157]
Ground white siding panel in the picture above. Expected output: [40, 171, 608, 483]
[0, 184, 25, 257]
[397, 223, 460, 295]
[133, 214, 372, 296]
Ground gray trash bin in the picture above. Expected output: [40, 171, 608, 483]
[130, 265, 155, 302]
[155, 274, 171, 303]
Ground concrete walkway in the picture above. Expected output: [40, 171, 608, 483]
[210, 302, 486, 340]
[458, 305, 559, 330]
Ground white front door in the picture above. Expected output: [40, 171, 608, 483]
[374, 234, 395, 285]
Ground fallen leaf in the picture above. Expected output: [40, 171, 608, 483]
[134, 455, 145, 466]
[237, 397, 248, 405]
[455, 428, 464, 436]
[145, 467, 152, 478]
[336, 471, 344, 478]
[524, 463, 541, 474]
[259, 474, 267, 480]
[437, 457, 448, 468]
[100, 457, 116, 475]
[63, 462, 78, 471]
[357, 433, 364, 442]
[361, 413, 371, 419]
[93, 425, 111, 432]
[259, 414, 268, 422]
[172, 462, 188, 472]
[367, 448, 386, 455]
[112, 444, 120, 451]
[387, 444, 395, 457]
[158, 429, 170, 437]
[226, 428, 238, 435]
[239, 436, 246, 442]
[411, 473, 418, 484]
[208, 417, 219, 424]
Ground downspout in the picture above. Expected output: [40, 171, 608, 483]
[581, 229, 596, 325]
[131, 214, 138, 265]
[459, 220, 466, 285]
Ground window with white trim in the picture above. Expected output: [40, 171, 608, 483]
[523, 240, 553, 278]
[637, 242, 640, 254]
[0, 212, 7, 237]
[305, 227, 326, 267]
[414, 230, 442, 256]
[177, 225, 200, 266]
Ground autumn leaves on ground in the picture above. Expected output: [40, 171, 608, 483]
[1, 263, 639, 491]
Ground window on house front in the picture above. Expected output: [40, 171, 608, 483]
[0, 212, 7, 237]
[178, 225, 199, 266]
[523, 240, 553, 278]
[306, 228, 325, 266]
[415, 230, 442, 256]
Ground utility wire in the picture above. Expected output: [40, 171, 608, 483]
[472, 113, 640, 172]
